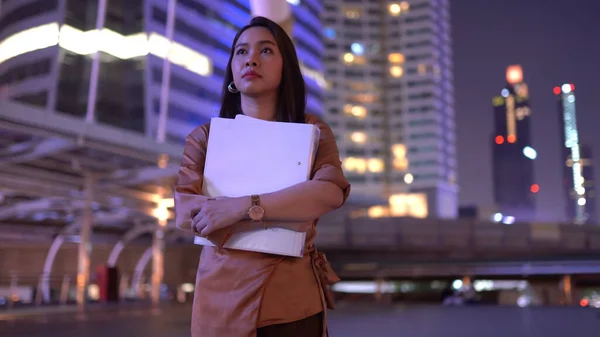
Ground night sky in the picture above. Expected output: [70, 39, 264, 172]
[451, 0, 600, 222]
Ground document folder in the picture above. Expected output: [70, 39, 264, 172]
[193, 116, 320, 257]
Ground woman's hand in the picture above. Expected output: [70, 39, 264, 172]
[191, 196, 248, 237]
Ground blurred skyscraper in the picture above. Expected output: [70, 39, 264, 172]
[554, 84, 596, 224]
[322, 0, 457, 219]
[0, 0, 326, 143]
[491, 65, 536, 222]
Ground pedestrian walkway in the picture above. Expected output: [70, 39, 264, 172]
[2, 302, 598, 337]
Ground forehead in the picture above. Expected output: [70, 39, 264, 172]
[237, 26, 276, 45]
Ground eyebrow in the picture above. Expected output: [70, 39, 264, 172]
[235, 40, 276, 49]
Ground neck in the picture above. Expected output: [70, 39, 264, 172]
[240, 92, 277, 121]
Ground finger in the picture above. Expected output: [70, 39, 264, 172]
[200, 221, 215, 237]
[192, 206, 207, 226]
[194, 218, 208, 236]
[190, 206, 202, 220]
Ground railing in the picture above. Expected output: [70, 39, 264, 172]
[315, 215, 600, 255]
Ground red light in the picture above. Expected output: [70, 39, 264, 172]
[495, 135, 505, 144]
[507, 135, 516, 143]
[531, 184, 540, 193]
[553, 86, 561, 95]
[580, 298, 589, 307]
[570, 84, 575, 91]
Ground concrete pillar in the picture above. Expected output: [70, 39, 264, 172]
[561, 275, 573, 306]
[59, 275, 70, 305]
[8, 275, 17, 309]
[76, 173, 94, 311]
[119, 273, 129, 302]
[151, 226, 165, 307]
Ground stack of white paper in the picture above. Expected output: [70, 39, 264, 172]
[193, 115, 321, 257]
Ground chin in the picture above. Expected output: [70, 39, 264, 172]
[241, 86, 272, 97]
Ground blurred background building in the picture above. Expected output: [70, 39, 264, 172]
[554, 84, 596, 225]
[490, 65, 536, 223]
[0, 0, 326, 143]
[322, 0, 457, 219]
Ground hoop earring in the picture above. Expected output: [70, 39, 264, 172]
[228, 81, 239, 93]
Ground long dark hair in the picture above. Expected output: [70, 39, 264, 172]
[218, 16, 306, 123]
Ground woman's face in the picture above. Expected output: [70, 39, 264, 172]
[231, 27, 283, 96]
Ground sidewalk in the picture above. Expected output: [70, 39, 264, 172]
[0, 302, 163, 321]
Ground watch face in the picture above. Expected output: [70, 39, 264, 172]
[249, 206, 265, 221]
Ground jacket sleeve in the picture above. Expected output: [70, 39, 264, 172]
[174, 125, 210, 232]
[309, 115, 351, 207]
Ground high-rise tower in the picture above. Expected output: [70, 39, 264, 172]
[322, 0, 457, 219]
[491, 65, 536, 222]
[554, 84, 595, 224]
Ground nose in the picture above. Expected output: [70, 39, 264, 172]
[245, 51, 259, 67]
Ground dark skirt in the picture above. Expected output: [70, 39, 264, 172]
[257, 312, 324, 337]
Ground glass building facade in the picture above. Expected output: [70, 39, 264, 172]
[322, 0, 457, 219]
[0, 0, 326, 143]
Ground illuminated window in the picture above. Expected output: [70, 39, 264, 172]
[392, 144, 408, 171]
[350, 132, 367, 144]
[389, 4, 401, 16]
[348, 93, 377, 104]
[515, 83, 529, 98]
[343, 157, 366, 173]
[323, 27, 336, 40]
[351, 43, 364, 55]
[515, 106, 531, 120]
[343, 157, 383, 173]
[418, 64, 428, 75]
[347, 81, 376, 91]
[352, 56, 367, 65]
[349, 105, 367, 118]
[368, 158, 384, 173]
[389, 193, 428, 218]
[368, 206, 389, 218]
[345, 8, 361, 19]
[390, 66, 404, 78]
[388, 53, 405, 63]
[343, 53, 355, 63]
[492, 96, 505, 107]
[400, 1, 410, 11]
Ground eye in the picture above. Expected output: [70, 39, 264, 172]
[261, 48, 273, 54]
[236, 49, 247, 55]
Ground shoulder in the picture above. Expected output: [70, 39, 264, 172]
[305, 114, 334, 136]
[305, 113, 326, 126]
[185, 122, 211, 144]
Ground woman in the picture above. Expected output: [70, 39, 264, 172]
[175, 16, 350, 337]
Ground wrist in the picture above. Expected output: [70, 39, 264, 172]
[236, 196, 251, 220]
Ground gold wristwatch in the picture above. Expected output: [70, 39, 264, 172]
[248, 195, 265, 226]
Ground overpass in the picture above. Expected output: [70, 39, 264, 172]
[2, 100, 600, 307]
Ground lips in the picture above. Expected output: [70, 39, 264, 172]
[242, 71, 261, 79]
